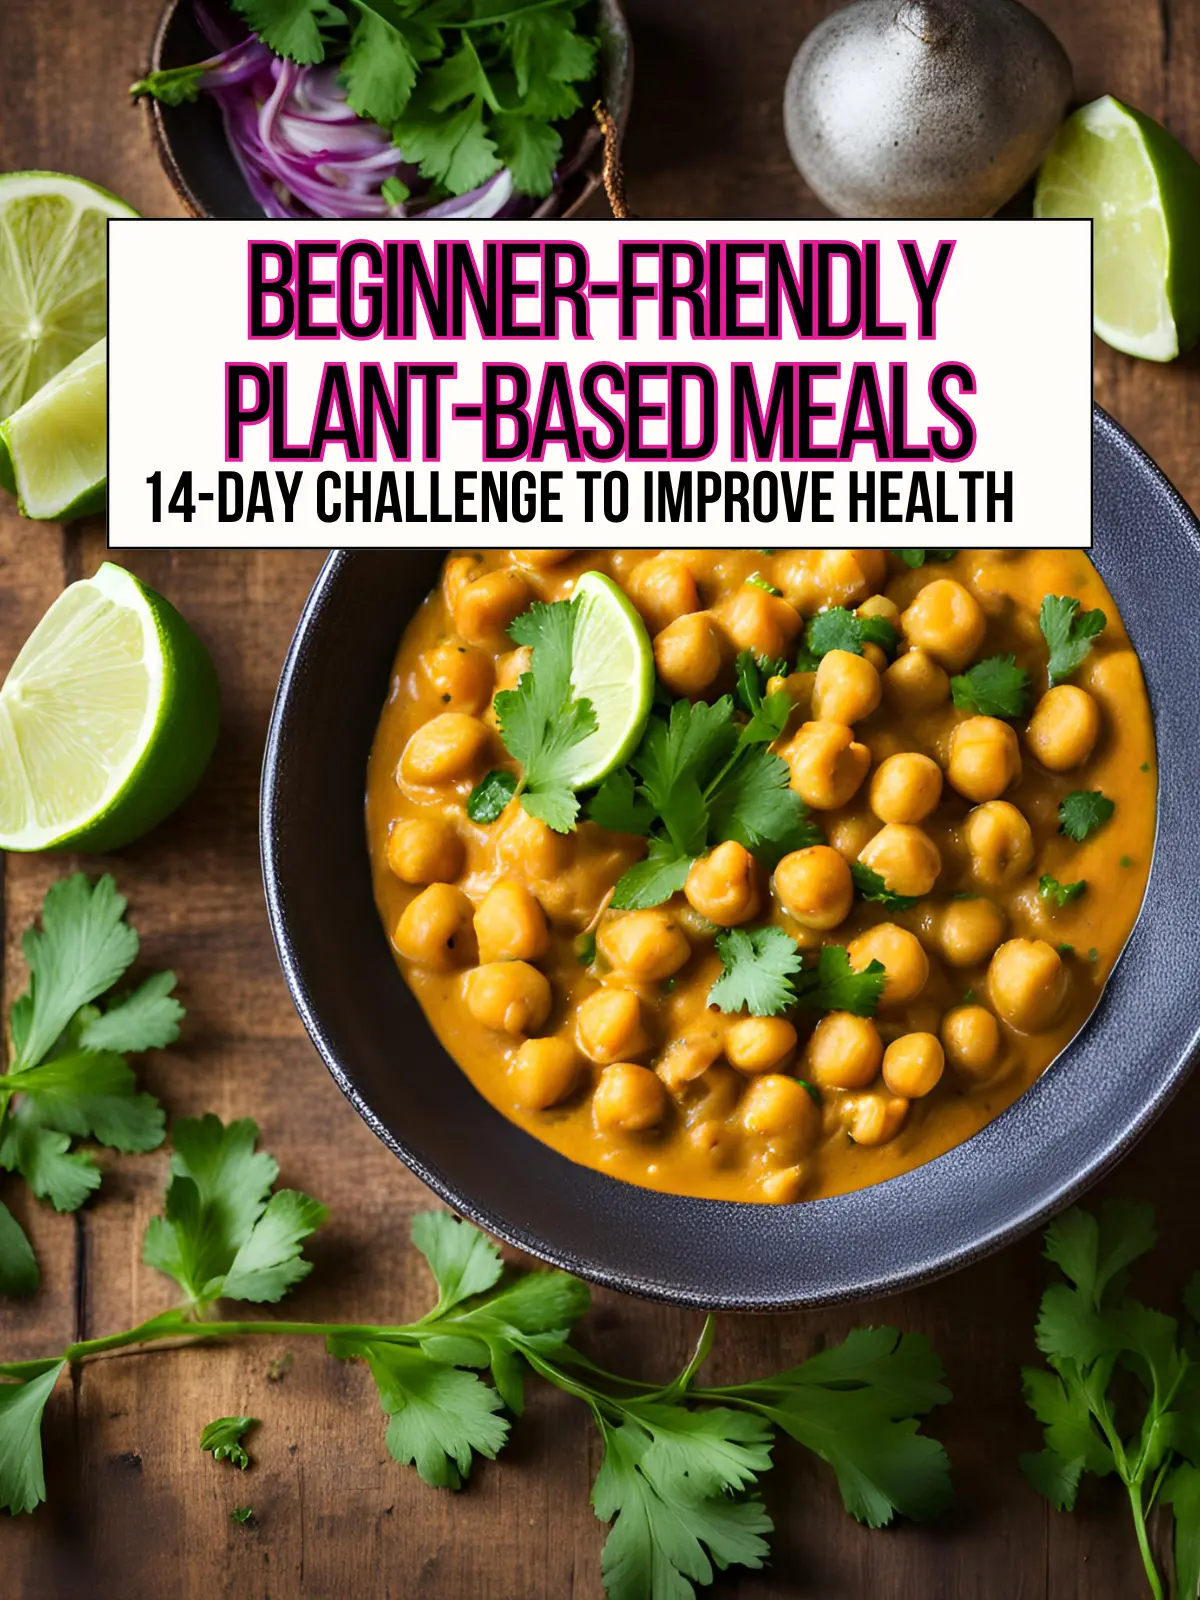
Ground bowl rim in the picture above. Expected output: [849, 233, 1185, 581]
[260, 404, 1200, 1309]
[144, 0, 633, 222]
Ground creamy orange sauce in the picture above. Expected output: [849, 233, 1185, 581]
[366, 549, 1156, 1203]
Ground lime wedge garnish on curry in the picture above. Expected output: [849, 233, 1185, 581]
[563, 570, 654, 788]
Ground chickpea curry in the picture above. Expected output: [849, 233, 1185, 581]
[366, 548, 1156, 1204]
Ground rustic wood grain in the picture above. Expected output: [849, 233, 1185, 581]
[1, 0, 1198, 1595]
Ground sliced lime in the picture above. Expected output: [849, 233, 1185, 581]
[0, 171, 135, 419]
[0, 336, 106, 519]
[0, 562, 220, 853]
[1034, 95, 1200, 361]
[566, 570, 654, 787]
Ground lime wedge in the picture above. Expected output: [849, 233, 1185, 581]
[1034, 95, 1200, 361]
[0, 562, 220, 853]
[0, 171, 135, 419]
[0, 337, 106, 519]
[567, 570, 654, 787]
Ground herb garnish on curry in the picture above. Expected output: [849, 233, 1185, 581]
[366, 549, 1155, 1203]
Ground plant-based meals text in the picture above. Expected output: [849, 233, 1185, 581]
[366, 549, 1155, 1203]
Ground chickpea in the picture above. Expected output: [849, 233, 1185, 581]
[816, 549, 887, 606]
[741, 1074, 821, 1145]
[493, 801, 571, 880]
[493, 646, 533, 696]
[828, 813, 878, 863]
[394, 883, 476, 969]
[772, 552, 825, 614]
[598, 910, 691, 982]
[386, 816, 464, 885]
[812, 649, 882, 724]
[719, 585, 803, 660]
[576, 988, 649, 1065]
[941, 1004, 1002, 1080]
[988, 938, 1068, 1033]
[882, 1032, 944, 1098]
[846, 923, 930, 1006]
[845, 1091, 909, 1147]
[858, 594, 901, 625]
[474, 880, 550, 964]
[419, 642, 494, 714]
[464, 961, 552, 1035]
[658, 1028, 725, 1090]
[805, 1012, 884, 1090]
[869, 752, 943, 824]
[1027, 686, 1101, 771]
[883, 647, 951, 713]
[725, 1016, 798, 1074]
[862, 643, 889, 674]
[938, 897, 1007, 967]
[774, 846, 853, 929]
[900, 578, 987, 671]
[627, 555, 700, 634]
[947, 716, 1022, 803]
[510, 1037, 582, 1110]
[964, 801, 1034, 888]
[782, 721, 871, 809]
[681, 1064, 742, 1122]
[511, 549, 573, 569]
[759, 1165, 808, 1204]
[688, 1118, 733, 1162]
[452, 568, 531, 643]
[858, 824, 942, 898]
[654, 613, 723, 698]
[685, 841, 762, 927]
[400, 713, 490, 786]
[592, 1062, 667, 1133]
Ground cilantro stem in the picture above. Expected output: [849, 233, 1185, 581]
[451, 0, 569, 25]
[1126, 1480, 1165, 1600]
[60, 1317, 438, 1365]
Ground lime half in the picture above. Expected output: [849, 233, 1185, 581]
[566, 570, 654, 787]
[0, 336, 106, 519]
[0, 562, 220, 853]
[0, 172, 135, 419]
[1035, 96, 1200, 361]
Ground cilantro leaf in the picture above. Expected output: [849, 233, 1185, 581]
[77, 970, 184, 1054]
[796, 945, 886, 1017]
[7, 1051, 165, 1154]
[950, 655, 1031, 718]
[201, 1415, 258, 1471]
[708, 927, 803, 1016]
[507, 5, 596, 120]
[0, 1360, 65, 1515]
[129, 62, 207, 104]
[411, 1210, 504, 1313]
[230, 0, 346, 64]
[9, 874, 140, 1072]
[493, 598, 597, 834]
[1038, 875, 1087, 908]
[395, 95, 502, 194]
[708, 743, 822, 867]
[1059, 790, 1115, 842]
[588, 767, 656, 837]
[592, 1413, 772, 1600]
[1019, 1447, 1086, 1512]
[0, 1103, 101, 1212]
[734, 650, 789, 722]
[0, 1201, 38, 1297]
[1164, 1463, 1200, 1600]
[894, 550, 958, 568]
[492, 114, 561, 198]
[142, 1115, 326, 1309]
[1039, 595, 1107, 687]
[806, 607, 862, 659]
[333, 1340, 509, 1489]
[445, 1269, 591, 1412]
[340, 5, 426, 125]
[467, 769, 518, 825]
[850, 861, 920, 912]
[1044, 1202, 1156, 1310]
[230, 1504, 255, 1525]
[610, 840, 693, 911]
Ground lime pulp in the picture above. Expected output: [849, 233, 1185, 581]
[566, 571, 655, 787]
[0, 336, 106, 519]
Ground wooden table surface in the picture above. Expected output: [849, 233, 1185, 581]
[2, 1, 1198, 1595]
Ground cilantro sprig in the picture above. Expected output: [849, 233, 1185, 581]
[1021, 1203, 1200, 1600]
[0, 876, 184, 1298]
[0, 1120, 954, 1598]
[589, 693, 822, 910]
[492, 597, 597, 834]
[950, 654, 1031, 719]
[1059, 790, 1115, 842]
[1040, 595, 1107, 687]
[1038, 875, 1087, 908]
[708, 931, 886, 1019]
[796, 607, 900, 671]
[133, 0, 598, 200]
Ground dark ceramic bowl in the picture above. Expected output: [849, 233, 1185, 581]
[261, 407, 1200, 1309]
[146, 0, 632, 220]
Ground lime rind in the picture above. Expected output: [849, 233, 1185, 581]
[1035, 95, 1200, 362]
[0, 336, 107, 520]
[566, 570, 654, 788]
[0, 562, 220, 853]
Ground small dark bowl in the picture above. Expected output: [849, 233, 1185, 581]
[261, 408, 1200, 1310]
[146, 0, 632, 220]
